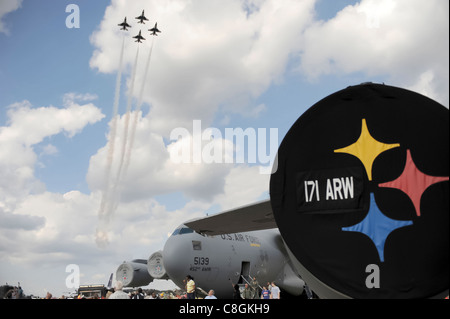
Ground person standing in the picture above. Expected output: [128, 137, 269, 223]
[242, 283, 254, 299]
[108, 281, 129, 299]
[270, 282, 280, 299]
[132, 288, 145, 299]
[231, 283, 242, 299]
[204, 290, 217, 299]
[185, 275, 196, 299]
[250, 277, 261, 299]
[261, 286, 271, 299]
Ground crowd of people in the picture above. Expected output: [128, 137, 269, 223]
[185, 275, 282, 300]
[232, 277, 281, 299]
[1, 285, 25, 299]
[77, 282, 187, 299]
[2, 275, 284, 299]
[90, 275, 283, 300]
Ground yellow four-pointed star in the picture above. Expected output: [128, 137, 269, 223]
[334, 119, 400, 180]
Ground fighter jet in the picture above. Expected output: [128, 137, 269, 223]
[118, 17, 131, 31]
[148, 22, 161, 36]
[133, 30, 145, 43]
[135, 10, 149, 24]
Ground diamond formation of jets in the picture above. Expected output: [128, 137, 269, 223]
[118, 11, 162, 43]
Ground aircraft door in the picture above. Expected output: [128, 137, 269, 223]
[238, 261, 251, 284]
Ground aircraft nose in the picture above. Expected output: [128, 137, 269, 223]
[162, 234, 191, 285]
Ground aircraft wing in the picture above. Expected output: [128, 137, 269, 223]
[185, 199, 276, 235]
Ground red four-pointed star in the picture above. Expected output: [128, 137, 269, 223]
[379, 150, 449, 217]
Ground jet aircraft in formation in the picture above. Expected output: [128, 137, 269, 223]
[118, 10, 162, 43]
[133, 30, 145, 43]
[149, 23, 161, 36]
[136, 10, 149, 24]
[118, 17, 131, 31]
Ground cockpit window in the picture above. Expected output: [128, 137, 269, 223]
[179, 227, 194, 235]
[171, 226, 195, 236]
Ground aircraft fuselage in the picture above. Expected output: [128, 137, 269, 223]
[163, 226, 291, 299]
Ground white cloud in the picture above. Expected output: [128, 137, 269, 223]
[0, 0, 22, 34]
[87, 111, 265, 205]
[3, 96, 103, 145]
[0, 95, 105, 294]
[213, 165, 270, 210]
[0, 98, 104, 208]
[0, 97, 104, 285]
[85, 102, 271, 253]
[0, 209, 45, 231]
[39, 144, 59, 157]
[0, 188, 207, 296]
[298, 0, 449, 106]
[90, 0, 316, 136]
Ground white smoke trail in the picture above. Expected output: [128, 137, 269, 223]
[96, 35, 125, 248]
[97, 44, 141, 247]
[114, 44, 140, 189]
[96, 36, 154, 248]
[123, 37, 156, 178]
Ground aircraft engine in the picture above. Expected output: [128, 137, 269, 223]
[270, 83, 449, 299]
[147, 251, 169, 280]
[277, 261, 305, 296]
[116, 259, 153, 287]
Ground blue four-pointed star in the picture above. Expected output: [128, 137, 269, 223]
[342, 193, 413, 262]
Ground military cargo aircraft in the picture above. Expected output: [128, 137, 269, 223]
[116, 83, 449, 299]
[118, 200, 305, 299]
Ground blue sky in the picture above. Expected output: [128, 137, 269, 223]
[0, 0, 448, 297]
[1, 0, 110, 194]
